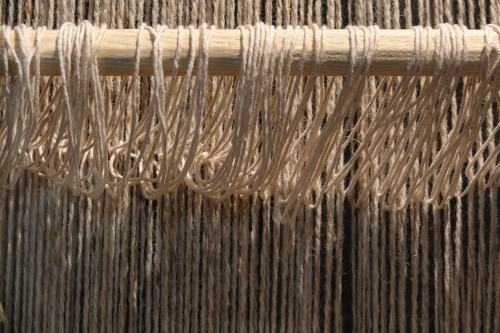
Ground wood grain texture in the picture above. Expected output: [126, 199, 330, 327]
[0, 28, 498, 76]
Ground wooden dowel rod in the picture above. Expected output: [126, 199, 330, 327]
[0, 28, 497, 76]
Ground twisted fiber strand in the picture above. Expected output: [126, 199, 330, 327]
[0, 1, 498, 332]
[1, 23, 498, 210]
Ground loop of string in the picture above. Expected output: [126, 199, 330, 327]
[0, 22, 498, 210]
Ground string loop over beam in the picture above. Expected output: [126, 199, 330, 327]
[0, 26, 498, 76]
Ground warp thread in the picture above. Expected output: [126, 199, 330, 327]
[0, 22, 498, 211]
[0, 0, 499, 332]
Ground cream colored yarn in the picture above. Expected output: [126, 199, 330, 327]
[0, 22, 498, 210]
[0, 1, 499, 332]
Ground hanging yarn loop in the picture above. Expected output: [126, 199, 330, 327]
[0, 22, 499, 210]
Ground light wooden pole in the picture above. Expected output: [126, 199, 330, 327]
[0, 28, 497, 76]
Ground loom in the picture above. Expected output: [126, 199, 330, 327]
[0, 1, 498, 332]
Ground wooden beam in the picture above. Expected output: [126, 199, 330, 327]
[0, 28, 497, 76]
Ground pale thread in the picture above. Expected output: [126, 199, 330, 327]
[0, 1, 498, 332]
[5, 22, 493, 209]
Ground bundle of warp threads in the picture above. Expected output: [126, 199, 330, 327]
[0, 22, 498, 211]
[0, 1, 499, 332]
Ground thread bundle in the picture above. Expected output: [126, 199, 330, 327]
[0, 1, 499, 332]
[0, 22, 498, 210]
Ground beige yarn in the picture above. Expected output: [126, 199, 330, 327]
[0, 22, 498, 210]
[0, 1, 499, 332]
